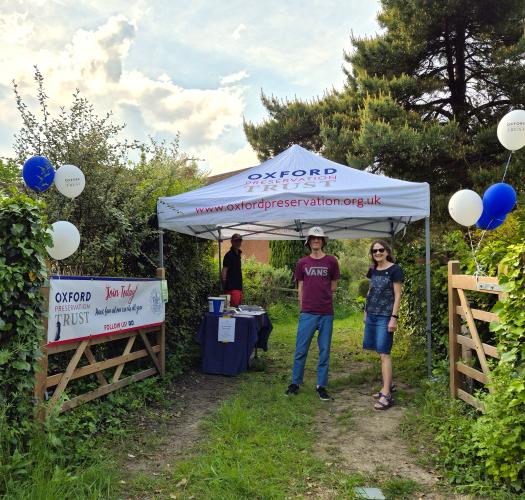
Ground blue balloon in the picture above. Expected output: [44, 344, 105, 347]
[476, 209, 505, 230]
[22, 156, 55, 192]
[482, 182, 517, 218]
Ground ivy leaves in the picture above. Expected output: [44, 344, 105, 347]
[0, 193, 48, 426]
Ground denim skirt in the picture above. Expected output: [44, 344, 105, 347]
[363, 314, 393, 354]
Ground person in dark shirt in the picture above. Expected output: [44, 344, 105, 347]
[221, 233, 243, 307]
[286, 227, 340, 401]
[363, 239, 403, 410]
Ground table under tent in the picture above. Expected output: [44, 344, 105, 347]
[157, 144, 432, 374]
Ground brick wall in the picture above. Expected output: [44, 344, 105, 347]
[219, 240, 269, 264]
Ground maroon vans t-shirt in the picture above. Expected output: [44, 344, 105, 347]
[294, 255, 340, 315]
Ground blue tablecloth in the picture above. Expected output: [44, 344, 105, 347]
[196, 313, 273, 376]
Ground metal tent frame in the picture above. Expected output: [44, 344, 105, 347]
[157, 145, 433, 376]
[158, 216, 433, 377]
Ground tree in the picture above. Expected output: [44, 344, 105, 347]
[0, 159, 21, 192]
[11, 68, 216, 371]
[348, 0, 525, 127]
[244, 0, 525, 217]
[13, 68, 143, 275]
[12, 68, 210, 277]
[269, 240, 306, 272]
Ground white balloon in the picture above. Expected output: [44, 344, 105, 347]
[46, 221, 80, 260]
[55, 164, 85, 198]
[497, 109, 525, 151]
[448, 190, 483, 227]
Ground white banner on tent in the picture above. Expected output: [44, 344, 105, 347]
[47, 277, 165, 346]
[157, 144, 430, 240]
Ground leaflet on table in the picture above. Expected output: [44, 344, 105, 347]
[218, 317, 236, 342]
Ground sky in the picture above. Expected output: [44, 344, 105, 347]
[0, 0, 380, 175]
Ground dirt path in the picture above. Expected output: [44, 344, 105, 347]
[314, 366, 466, 499]
[317, 386, 436, 482]
[120, 369, 238, 481]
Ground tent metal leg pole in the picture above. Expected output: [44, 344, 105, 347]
[218, 228, 222, 290]
[158, 230, 164, 268]
[425, 216, 432, 377]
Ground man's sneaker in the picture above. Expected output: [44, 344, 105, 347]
[286, 383, 300, 395]
[316, 386, 331, 401]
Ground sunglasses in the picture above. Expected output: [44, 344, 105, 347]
[372, 248, 386, 254]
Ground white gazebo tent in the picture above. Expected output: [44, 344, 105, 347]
[157, 145, 432, 374]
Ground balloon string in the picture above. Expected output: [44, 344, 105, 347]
[468, 227, 486, 276]
[502, 151, 513, 182]
[467, 133, 513, 274]
[475, 226, 489, 257]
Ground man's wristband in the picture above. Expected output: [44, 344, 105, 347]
[391, 314, 399, 319]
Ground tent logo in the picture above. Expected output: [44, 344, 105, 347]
[247, 168, 337, 180]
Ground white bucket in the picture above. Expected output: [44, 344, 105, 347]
[208, 296, 226, 315]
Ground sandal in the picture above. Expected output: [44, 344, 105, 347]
[374, 393, 393, 411]
[372, 384, 396, 399]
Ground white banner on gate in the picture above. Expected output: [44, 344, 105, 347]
[47, 277, 165, 346]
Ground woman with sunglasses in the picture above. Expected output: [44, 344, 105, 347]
[363, 240, 403, 410]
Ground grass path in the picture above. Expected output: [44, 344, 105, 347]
[117, 312, 457, 499]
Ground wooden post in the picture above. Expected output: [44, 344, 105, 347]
[448, 261, 461, 398]
[461, 326, 474, 393]
[157, 267, 166, 378]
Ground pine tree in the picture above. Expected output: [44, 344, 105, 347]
[244, 0, 525, 218]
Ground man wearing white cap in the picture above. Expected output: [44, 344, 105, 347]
[286, 226, 340, 401]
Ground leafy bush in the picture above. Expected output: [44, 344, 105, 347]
[397, 229, 471, 356]
[357, 278, 369, 298]
[267, 302, 298, 323]
[0, 192, 50, 443]
[0, 74, 216, 495]
[162, 232, 215, 365]
[472, 241, 525, 489]
[472, 364, 525, 490]
[403, 215, 525, 493]
[242, 257, 294, 308]
[269, 240, 305, 270]
[0, 159, 20, 189]
[269, 239, 343, 272]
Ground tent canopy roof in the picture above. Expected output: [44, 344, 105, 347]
[157, 145, 430, 240]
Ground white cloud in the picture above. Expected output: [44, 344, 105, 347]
[0, 11, 33, 45]
[0, 11, 249, 156]
[0, 0, 381, 163]
[231, 23, 246, 40]
[194, 143, 259, 175]
[220, 70, 249, 86]
[158, 0, 379, 89]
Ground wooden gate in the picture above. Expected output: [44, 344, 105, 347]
[448, 261, 505, 410]
[35, 268, 166, 417]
